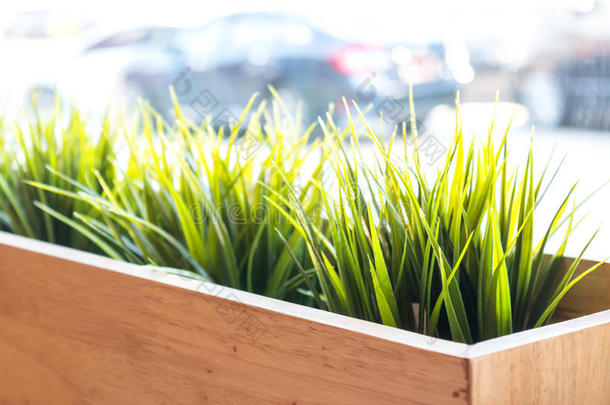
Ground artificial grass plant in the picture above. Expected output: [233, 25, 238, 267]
[14, 89, 605, 343]
[0, 99, 116, 250]
[273, 91, 605, 343]
[32, 90, 325, 303]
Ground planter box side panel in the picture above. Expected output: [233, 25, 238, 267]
[555, 258, 610, 321]
[0, 239, 469, 405]
[469, 321, 610, 405]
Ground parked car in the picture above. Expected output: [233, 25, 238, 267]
[123, 12, 467, 126]
[0, 10, 179, 116]
[0, 9, 93, 114]
[11, 12, 471, 128]
[515, 3, 610, 130]
[61, 25, 181, 114]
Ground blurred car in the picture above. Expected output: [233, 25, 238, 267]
[0, 10, 177, 116]
[121, 12, 468, 126]
[58, 25, 181, 114]
[518, 45, 610, 131]
[0, 9, 93, 113]
[515, 3, 610, 131]
[9, 12, 472, 128]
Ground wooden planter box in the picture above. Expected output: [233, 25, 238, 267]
[1, 231, 608, 404]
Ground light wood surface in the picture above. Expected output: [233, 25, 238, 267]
[0, 232, 468, 404]
[469, 319, 610, 404]
[555, 257, 610, 321]
[0, 231, 608, 404]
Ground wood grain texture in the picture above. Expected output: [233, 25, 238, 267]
[0, 235, 469, 405]
[1, 232, 608, 405]
[555, 258, 610, 321]
[469, 319, 610, 405]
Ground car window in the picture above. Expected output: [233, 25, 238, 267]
[228, 18, 316, 55]
[88, 29, 152, 50]
[178, 16, 319, 68]
[176, 20, 228, 68]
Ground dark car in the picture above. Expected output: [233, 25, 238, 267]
[117, 12, 463, 127]
[515, 4, 610, 131]
[517, 42, 610, 131]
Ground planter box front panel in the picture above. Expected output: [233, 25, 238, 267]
[0, 232, 608, 404]
[0, 233, 469, 405]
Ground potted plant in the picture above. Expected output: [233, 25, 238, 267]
[0, 93, 608, 404]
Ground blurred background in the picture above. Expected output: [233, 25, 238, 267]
[3, 0, 610, 126]
[1, 0, 609, 258]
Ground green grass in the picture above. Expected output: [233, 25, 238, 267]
[0, 99, 116, 250]
[10, 89, 605, 343]
[274, 91, 605, 343]
[32, 91, 325, 303]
